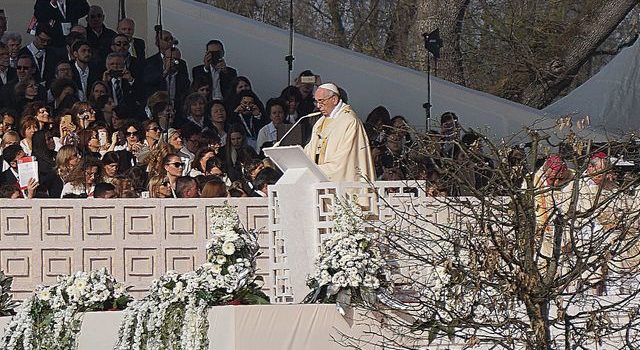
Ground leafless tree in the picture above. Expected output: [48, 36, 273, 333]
[332, 124, 640, 349]
[198, 0, 638, 109]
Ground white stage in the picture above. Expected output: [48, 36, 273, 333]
[0, 305, 386, 350]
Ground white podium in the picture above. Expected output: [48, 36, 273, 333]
[262, 146, 327, 303]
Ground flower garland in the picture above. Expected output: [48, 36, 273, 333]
[304, 198, 391, 311]
[0, 270, 18, 316]
[1, 268, 130, 350]
[115, 204, 269, 350]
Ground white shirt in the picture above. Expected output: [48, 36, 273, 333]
[204, 65, 223, 100]
[75, 62, 90, 101]
[27, 43, 46, 79]
[256, 122, 278, 150]
[0, 70, 6, 85]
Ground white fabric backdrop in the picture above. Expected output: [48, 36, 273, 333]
[149, 0, 546, 138]
[544, 39, 640, 134]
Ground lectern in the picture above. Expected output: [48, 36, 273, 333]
[262, 145, 328, 303]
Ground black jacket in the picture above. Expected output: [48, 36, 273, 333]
[34, 0, 90, 48]
[192, 64, 237, 100]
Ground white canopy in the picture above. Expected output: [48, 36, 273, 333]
[152, 0, 546, 138]
[544, 39, 640, 134]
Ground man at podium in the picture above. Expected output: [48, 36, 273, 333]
[303, 83, 375, 182]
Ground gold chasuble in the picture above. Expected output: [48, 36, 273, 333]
[304, 104, 375, 182]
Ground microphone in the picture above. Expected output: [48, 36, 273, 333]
[273, 111, 322, 147]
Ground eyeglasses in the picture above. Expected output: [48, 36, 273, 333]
[166, 162, 185, 168]
[16, 66, 31, 70]
[125, 131, 138, 136]
[314, 96, 334, 106]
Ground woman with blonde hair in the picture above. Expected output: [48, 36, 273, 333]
[147, 174, 173, 198]
[55, 145, 81, 182]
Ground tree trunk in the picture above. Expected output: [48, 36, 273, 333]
[519, 0, 638, 108]
[407, 0, 471, 85]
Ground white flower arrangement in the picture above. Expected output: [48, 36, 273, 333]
[305, 198, 391, 306]
[115, 203, 268, 350]
[0, 268, 130, 350]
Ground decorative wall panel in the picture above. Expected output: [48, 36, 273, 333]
[0, 199, 269, 300]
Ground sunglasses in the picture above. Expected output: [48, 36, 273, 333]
[166, 162, 185, 168]
[161, 181, 170, 186]
[125, 131, 138, 136]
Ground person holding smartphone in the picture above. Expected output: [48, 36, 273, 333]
[192, 39, 237, 101]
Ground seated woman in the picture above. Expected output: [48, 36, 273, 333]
[205, 99, 228, 144]
[147, 174, 173, 198]
[200, 177, 228, 198]
[177, 93, 208, 130]
[18, 116, 39, 156]
[189, 146, 218, 177]
[13, 78, 45, 116]
[60, 157, 101, 198]
[31, 129, 61, 197]
[220, 123, 258, 182]
[256, 98, 287, 151]
[161, 153, 185, 196]
[54, 145, 81, 186]
[189, 75, 211, 102]
[227, 90, 267, 152]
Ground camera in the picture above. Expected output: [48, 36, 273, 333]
[172, 59, 179, 65]
[111, 70, 123, 78]
[300, 76, 315, 84]
[243, 105, 252, 112]
[209, 51, 223, 65]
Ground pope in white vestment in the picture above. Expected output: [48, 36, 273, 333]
[303, 83, 375, 182]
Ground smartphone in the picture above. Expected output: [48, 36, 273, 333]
[99, 130, 108, 146]
[300, 76, 315, 84]
[61, 115, 76, 132]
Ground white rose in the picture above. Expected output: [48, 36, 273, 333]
[211, 264, 222, 274]
[74, 278, 88, 291]
[222, 242, 236, 255]
[216, 255, 227, 264]
[37, 289, 51, 301]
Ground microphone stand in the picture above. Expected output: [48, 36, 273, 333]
[285, 0, 294, 86]
[273, 112, 320, 147]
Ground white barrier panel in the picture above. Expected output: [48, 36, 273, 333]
[0, 198, 269, 300]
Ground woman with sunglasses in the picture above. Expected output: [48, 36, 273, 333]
[147, 174, 173, 198]
[23, 102, 54, 131]
[115, 121, 143, 152]
[162, 153, 184, 197]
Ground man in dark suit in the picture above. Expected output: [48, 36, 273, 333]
[85, 5, 115, 64]
[143, 46, 190, 114]
[0, 42, 17, 96]
[117, 18, 146, 60]
[33, 0, 90, 48]
[192, 40, 237, 101]
[18, 23, 63, 85]
[70, 40, 101, 101]
[103, 52, 140, 119]
[0, 55, 35, 109]
[109, 35, 143, 81]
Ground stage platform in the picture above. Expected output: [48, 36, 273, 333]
[0, 305, 389, 350]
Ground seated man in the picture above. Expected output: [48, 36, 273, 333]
[93, 182, 117, 198]
[175, 176, 199, 198]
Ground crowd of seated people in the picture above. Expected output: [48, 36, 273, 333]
[0, 4, 636, 199]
